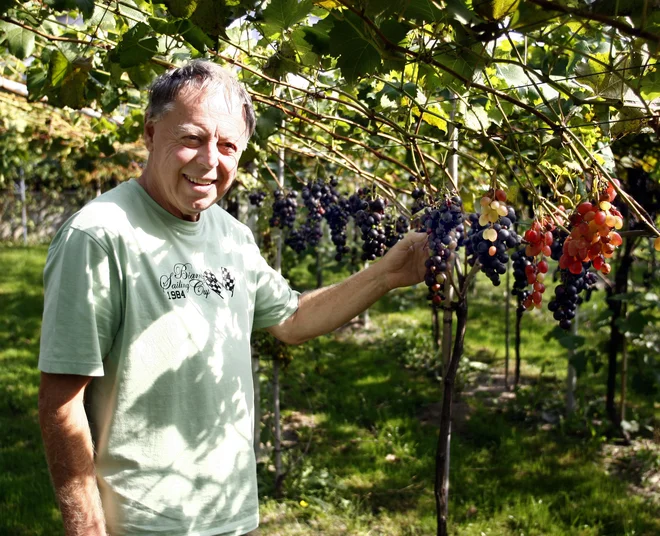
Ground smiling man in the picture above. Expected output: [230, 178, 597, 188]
[37, 60, 428, 536]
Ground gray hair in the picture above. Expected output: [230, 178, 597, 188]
[146, 60, 256, 139]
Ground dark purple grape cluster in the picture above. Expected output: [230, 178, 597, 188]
[466, 206, 521, 286]
[349, 189, 388, 261]
[284, 228, 307, 253]
[384, 214, 409, 248]
[269, 189, 298, 229]
[411, 185, 427, 215]
[248, 190, 267, 207]
[550, 228, 568, 261]
[420, 196, 465, 305]
[548, 268, 598, 329]
[511, 247, 534, 313]
[300, 180, 325, 248]
[325, 202, 351, 261]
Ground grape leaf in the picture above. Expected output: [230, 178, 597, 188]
[0, 22, 35, 59]
[640, 69, 660, 101]
[148, 17, 213, 53]
[46, 0, 95, 20]
[111, 22, 159, 68]
[300, 21, 332, 56]
[162, 0, 198, 18]
[60, 67, 88, 109]
[48, 50, 70, 88]
[379, 19, 409, 46]
[263, 0, 314, 32]
[328, 14, 382, 85]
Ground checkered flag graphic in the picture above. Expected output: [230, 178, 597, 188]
[204, 269, 224, 298]
[220, 267, 235, 296]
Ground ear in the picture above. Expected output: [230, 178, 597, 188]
[144, 120, 156, 152]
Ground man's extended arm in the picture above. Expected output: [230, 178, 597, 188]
[38, 372, 107, 536]
[267, 231, 428, 345]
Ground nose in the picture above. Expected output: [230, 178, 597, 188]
[196, 142, 220, 169]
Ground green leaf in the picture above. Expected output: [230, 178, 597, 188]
[48, 50, 70, 88]
[640, 69, 660, 101]
[100, 86, 120, 114]
[162, 0, 198, 18]
[190, 0, 230, 39]
[125, 63, 161, 90]
[328, 14, 382, 85]
[301, 25, 331, 56]
[112, 22, 159, 68]
[148, 17, 213, 53]
[263, 0, 313, 32]
[255, 106, 285, 144]
[47, 0, 95, 20]
[0, 22, 35, 59]
[473, 0, 520, 22]
[26, 65, 48, 101]
[379, 19, 408, 45]
[60, 67, 88, 109]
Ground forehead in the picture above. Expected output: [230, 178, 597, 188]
[165, 87, 247, 135]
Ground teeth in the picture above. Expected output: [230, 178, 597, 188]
[185, 175, 214, 185]
[186, 176, 213, 185]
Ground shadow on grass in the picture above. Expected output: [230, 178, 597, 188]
[265, 329, 660, 535]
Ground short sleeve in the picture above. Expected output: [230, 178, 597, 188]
[249, 242, 299, 331]
[38, 227, 122, 376]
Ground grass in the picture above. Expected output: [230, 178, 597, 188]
[1, 245, 659, 535]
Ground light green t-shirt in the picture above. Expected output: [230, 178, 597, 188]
[39, 180, 299, 536]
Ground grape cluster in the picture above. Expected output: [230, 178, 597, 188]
[548, 269, 598, 329]
[467, 190, 520, 286]
[248, 190, 267, 207]
[420, 195, 465, 305]
[269, 190, 298, 229]
[350, 189, 389, 261]
[511, 248, 549, 311]
[319, 178, 351, 261]
[384, 214, 410, 248]
[410, 184, 427, 215]
[300, 180, 326, 248]
[558, 180, 624, 276]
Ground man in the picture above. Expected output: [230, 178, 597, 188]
[38, 60, 427, 536]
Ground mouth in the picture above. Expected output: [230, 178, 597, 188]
[184, 174, 216, 186]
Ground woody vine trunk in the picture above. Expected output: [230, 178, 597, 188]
[435, 296, 468, 536]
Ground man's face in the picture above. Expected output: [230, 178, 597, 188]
[141, 87, 248, 221]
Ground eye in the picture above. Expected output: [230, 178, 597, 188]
[182, 135, 202, 147]
[220, 142, 238, 153]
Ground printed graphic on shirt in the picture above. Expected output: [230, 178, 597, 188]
[159, 262, 235, 301]
[204, 268, 235, 299]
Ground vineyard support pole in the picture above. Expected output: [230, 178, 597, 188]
[566, 310, 578, 415]
[273, 142, 285, 497]
[504, 260, 511, 390]
[436, 97, 459, 535]
[19, 170, 27, 245]
[248, 167, 262, 461]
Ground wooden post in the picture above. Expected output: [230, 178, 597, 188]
[19, 171, 28, 245]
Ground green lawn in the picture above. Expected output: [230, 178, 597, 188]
[1, 245, 658, 536]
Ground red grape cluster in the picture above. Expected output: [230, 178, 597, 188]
[559, 181, 623, 276]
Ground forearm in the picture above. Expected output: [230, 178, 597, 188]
[39, 375, 106, 536]
[270, 260, 390, 344]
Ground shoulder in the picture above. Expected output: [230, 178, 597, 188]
[205, 205, 255, 244]
[65, 181, 139, 236]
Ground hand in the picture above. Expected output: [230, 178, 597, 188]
[379, 231, 429, 291]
